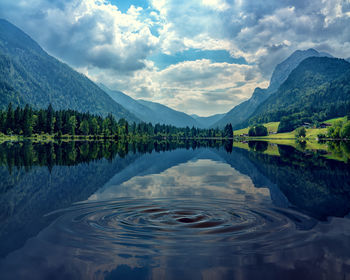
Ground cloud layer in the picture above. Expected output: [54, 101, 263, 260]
[1, 0, 350, 116]
[1, 0, 159, 72]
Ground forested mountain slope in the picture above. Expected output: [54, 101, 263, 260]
[245, 57, 350, 132]
[0, 19, 138, 121]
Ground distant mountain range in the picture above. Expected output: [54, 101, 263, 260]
[138, 99, 199, 127]
[99, 84, 201, 128]
[212, 48, 333, 128]
[191, 113, 225, 128]
[100, 84, 228, 128]
[0, 19, 138, 121]
[97, 84, 155, 122]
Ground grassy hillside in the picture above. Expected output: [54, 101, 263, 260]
[323, 116, 347, 125]
[234, 117, 348, 140]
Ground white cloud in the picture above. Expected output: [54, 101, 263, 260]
[91, 59, 268, 116]
[184, 36, 233, 52]
[202, 0, 230, 12]
[150, 0, 228, 55]
[150, 0, 350, 78]
[0, 0, 159, 72]
[321, 0, 350, 27]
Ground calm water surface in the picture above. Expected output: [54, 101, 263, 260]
[0, 141, 350, 279]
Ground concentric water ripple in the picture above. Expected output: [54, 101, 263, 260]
[47, 197, 317, 255]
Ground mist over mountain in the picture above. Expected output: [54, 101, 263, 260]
[0, 19, 138, 121]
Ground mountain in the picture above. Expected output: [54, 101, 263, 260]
[268, 48, 332, 92]
[100, 83, 202, 127]
[138, 99, 200, 128]
[213, 48, 332, 128]
[191, 113, 225, 128]
[98, 84, 155, 123]
[212, 87, 271, 128]
[0, 19, 138, 121]
[244, 57, 350, 131]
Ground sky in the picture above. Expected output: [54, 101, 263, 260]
[1, 0, 350, 116]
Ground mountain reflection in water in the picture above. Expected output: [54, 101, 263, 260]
[0, 140, 349, 280]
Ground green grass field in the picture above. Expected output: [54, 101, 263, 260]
[233, 122, 279, 136]
[265, 127, 328, 140]
[233, 116, 348, 140]
[323, 116, 347, 125]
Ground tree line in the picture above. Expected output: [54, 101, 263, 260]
[0, 103, 233, 139]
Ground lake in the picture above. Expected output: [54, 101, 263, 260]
[0, 140, 350, 279]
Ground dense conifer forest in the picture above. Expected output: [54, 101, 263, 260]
[0, 103, 233, 139]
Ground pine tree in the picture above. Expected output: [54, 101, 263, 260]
[125, 121, 129, 135]
[14, 106, 22, 134]
[68, 115, 77, 136]
[0, 112, 4, 133]
[90, 118, 99, 135]
[224, 123, 233, 138]
[23, 104, 33, 137]
[36, 110, 46, 134]
[5, 103, 14, 134]
[55, 111, 63, 134]
[47, 104, 54, 134]
[102, 118, 111, 137]
[79, 119, 90, 135]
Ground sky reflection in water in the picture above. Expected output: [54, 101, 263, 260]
[90, 158, 270, 201]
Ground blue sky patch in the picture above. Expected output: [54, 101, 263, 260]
[150, 49, 248, 70]
[109, 0, 150, 13]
